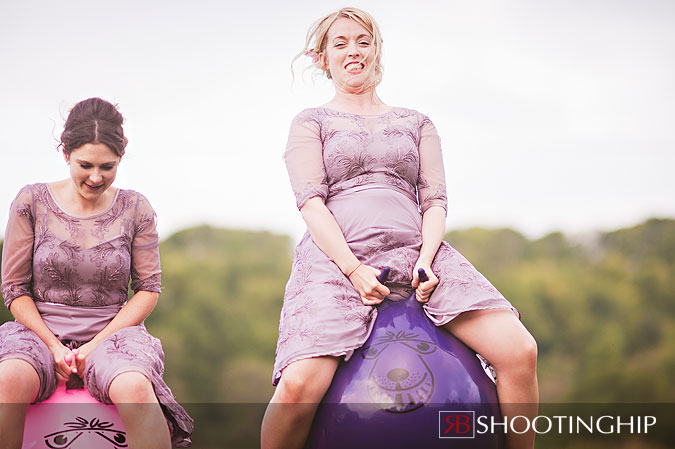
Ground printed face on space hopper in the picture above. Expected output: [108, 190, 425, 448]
[360, 330, 437, 413]
[43, 416, 127, 448]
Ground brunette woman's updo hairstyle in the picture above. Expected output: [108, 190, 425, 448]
[59, 97, 128, 157]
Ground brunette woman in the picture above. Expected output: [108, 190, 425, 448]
[0, 98, 193, 449]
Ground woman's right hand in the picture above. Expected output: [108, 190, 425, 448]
[49, 343, 77, 382]
[348, 264, 391, 306]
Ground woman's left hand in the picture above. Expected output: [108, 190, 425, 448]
[73, 341, 97, 378]
[411, 261, 439, 304]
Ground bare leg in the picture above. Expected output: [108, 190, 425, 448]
[108, 371, 171, 449]
[444, 309, 539, 449]
[0, 359, 40, 449]
[261, 357, 339, 449]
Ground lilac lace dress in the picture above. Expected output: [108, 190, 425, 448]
[273, 107, 519, 384]
[0, 183, 193, 447]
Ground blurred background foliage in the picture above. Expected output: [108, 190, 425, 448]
[1, 218, 674, 448]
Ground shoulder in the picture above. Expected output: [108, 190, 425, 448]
[115, 188, 157, 215]
[7, 184, 36, 214]
[116, 190, 158, 234]
[287, 108, 326, 141]
[291, 107, 325, 126]
[10, 183, 41, 207]
[15, 183, 37, 198]
[115, 187, 147, 202]
[388, 108, 435, 139]
[391, 107, 432, 126]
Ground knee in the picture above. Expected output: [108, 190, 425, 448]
[108, 371, 156, 404]
[519, 333, 538, 370]
[500, 333, 538, 376]
[0, 359, 39, 402]
[275, 371, 328, 404]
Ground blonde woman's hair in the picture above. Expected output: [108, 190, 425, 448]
[293, 7, 384, 92]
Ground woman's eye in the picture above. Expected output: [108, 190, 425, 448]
[101, 165, 114, 171]
[80, 164, 92, 169]
[359, 41, 370, 46]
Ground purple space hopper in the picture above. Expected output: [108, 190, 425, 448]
[305, 268, 503, 449]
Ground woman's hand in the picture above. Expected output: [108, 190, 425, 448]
[411, 261, 439, 304]
[49, 343, 77, 382]
[72, 341, 97, 378]
[348, 264, 391, 306]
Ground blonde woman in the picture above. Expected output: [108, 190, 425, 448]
[262, 8, 538, 449]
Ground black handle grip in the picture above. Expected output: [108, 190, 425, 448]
[418, 268, 429, 283]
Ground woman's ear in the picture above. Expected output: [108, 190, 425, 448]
[319, 53, 332, 79]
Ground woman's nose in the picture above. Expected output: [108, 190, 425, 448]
[347, 41, 360, 57]
[89, 171, 102, 184]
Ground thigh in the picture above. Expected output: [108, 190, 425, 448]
[84, 325, 164, 403]
[444, 309, 536, 368]
[0, 321, 56, 402]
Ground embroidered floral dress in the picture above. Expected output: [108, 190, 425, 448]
[0, 183, 193, 447]
[273, 107, 519, 385]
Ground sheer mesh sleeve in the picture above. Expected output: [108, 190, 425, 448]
[130, 193, 161, 294]
[418, 115, 448, 215]
[1, 185, 35, 308]
[283, 110, 328, 210]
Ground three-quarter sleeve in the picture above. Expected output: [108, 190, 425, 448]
[130, 192, 161, 294]
[283, 110, 329, 210]
[1, 185, 35, 308]
[417, 116, 448, 215]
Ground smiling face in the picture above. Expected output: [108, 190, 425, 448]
[64, 142, 120, 203]
[320, 17, 378, 93]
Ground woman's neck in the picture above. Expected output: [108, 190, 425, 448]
[323, 89, 389, 115]
[50, 179, 116, 217]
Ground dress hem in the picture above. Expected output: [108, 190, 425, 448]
[273, 307, 379, 386]
[273, 302, 519, 385]
[424, 303, 520, 327]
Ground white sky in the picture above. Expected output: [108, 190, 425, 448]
[1, 0, 674, 242]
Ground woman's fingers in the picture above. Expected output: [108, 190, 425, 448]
[374, 282, 390, 297]
[54, 359, 72, 381]
[417, 280, 437, 294]
[360, 295, 384, 306]
[350, 264, 390, 304]
[360, 282, 388, 305]
[414, 267, 439, 303]
[416, 279, 435, 303]
[361, 282, 388, 304]
[52, 346, 79, 382]
[64, 352, 78, 374]
[416, 288, 431, 303]
[360, 285, 389, 305]
[74, 348, 89, 377]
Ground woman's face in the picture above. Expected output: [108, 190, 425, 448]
[64, 143, 120, 202]
[320, 17, 377, 93]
